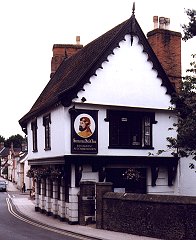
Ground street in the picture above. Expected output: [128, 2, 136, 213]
[0, 192, 94, 240]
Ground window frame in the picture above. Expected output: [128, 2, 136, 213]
[43, 113, 51, 150]
[107, 110, 155, 149]
[31, 119, 38, 152]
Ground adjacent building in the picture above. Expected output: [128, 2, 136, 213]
[0, 142, 9, 178]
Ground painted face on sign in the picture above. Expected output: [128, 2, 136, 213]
[78, 117, 92, 138]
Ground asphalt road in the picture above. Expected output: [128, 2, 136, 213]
[0, 191, 94, 240]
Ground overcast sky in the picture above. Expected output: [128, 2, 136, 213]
[0, 0, 195, 139]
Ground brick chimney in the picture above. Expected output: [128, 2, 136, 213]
[50, 36, 83, 78]
[147, 16, 182, 92]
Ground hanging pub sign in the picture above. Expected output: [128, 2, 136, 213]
[70, 108, 98, 154]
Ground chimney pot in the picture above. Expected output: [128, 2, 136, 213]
[165, 18, 170, 30]
[153, 16, 158, 29]
[159, 17, 165, 29]
[76, 36, 80, 45]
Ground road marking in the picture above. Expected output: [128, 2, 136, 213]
[6, 197, 95, 240]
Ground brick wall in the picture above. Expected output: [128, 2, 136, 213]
[96, 182, 113, 229]
[147, 29, 182, 92]
[78, 181, 95, 225]
[50, 42, 83, 78]
[101, 192, 196, 240]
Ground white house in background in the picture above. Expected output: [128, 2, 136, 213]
[0, 141, 29, 190]
[7, 144, 21, 183]
[17, 152, 31, 191]
[19, 9, 195, 224]
[0, 142, 9, 178]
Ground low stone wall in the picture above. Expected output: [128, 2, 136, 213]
[102, 192, 196, 240]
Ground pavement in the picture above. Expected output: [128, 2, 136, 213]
[3, 179, 159, 240]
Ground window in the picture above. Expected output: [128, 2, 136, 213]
[43, 114, 51, 150]
[107, 110, 155, 149]
[31, 119, 38, 152]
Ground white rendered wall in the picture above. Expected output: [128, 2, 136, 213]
[153, 111, 178, 156]
[147, 167, 175, 195]
[27, 105, 70, 160]
[27, 103, 177, 160]
[24, 159, 31, 189]
[177, 156, 196, 196]
[75, 35, 173, 110]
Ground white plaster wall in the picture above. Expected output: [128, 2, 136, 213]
[27, 105, 70, 160]
[153, 111, 177, 156]
[177, 156, 196, 196]
[147, 167, 175, 195]
[24, 160, 31, 189]
[75, 35, 173, 110]
[81, 164, 99, 182]
[69, 187, 79, 221]
[27, 103, 176, 160]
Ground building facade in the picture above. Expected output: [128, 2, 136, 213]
[19, 12, 195, 224]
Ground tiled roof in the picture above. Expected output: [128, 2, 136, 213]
[19, 14, 176, 129]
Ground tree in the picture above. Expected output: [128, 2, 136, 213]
[167, 54, 196, 161]
[0, 135, 5, 143]
[182, 9, 196, 41]
[5, 134, 25, 148]
[165, 9, 196, 170]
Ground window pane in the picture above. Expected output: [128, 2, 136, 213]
[119, 116, 130, 145]
[143, 116, 151, 146]
[130, 116, 141, 146]
[110, 116, 120, 145]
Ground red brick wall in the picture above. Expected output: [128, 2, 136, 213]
[147, 29, 182, 92]
[51, 44, 83, 78]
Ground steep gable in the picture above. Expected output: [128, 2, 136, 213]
[19, 14, 176, 129]
[75, 34, 173, 109]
